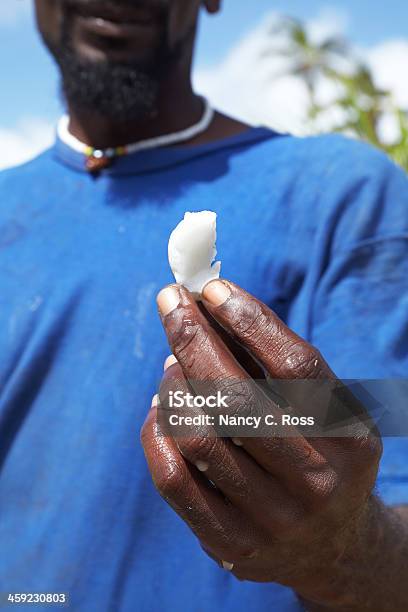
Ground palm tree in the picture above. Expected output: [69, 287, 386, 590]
[264, 16, 408, 171]
[323, 64, 389, 147]
[385, 109, 408, 170]
[264, 17, 348, 118]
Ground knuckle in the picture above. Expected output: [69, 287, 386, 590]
[166, 308, 209, 363]
[278, 342, 324, 379]
[219, 378, 261, 420]
[181, 435, 218, 464]
[220, 467, 251, 501]
[348, 433, 383, 466]
[173, 321, 202, 357]
[154, 464, 186, 501]
[159, 375, 186, 410]
[305, 469, 340, 509]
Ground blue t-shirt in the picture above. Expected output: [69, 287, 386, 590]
[0, 127, 407, 612]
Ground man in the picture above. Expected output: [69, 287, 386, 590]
[0, 0, 408, 610]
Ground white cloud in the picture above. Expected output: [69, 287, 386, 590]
[367, 40, 408, 108]
[194, 9, 408, 139]
[307, 6, 349, 42]
[0, 0, 31, 26]
[0, 118, 54, 171]
[194, 11, 346, 136]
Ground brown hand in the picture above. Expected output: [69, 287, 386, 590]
[141, 280, 382, 607]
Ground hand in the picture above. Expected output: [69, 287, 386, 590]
[141, 280, 384, 609]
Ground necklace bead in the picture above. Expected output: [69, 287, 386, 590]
[86, 154, 112, 173]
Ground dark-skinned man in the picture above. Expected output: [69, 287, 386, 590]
[0, 1, 408, 611]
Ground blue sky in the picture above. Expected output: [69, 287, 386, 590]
[2, 0, 408, 132]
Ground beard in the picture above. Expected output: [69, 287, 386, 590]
[55, 48, 163, 122]
[45, 2, 187, 122]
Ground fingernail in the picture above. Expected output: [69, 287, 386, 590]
[202, 280, 231, 307]
[195, 460, 209, 472]
[232, 438, 243, 447]
[222, 561, 234, 571]
[164, 354, 178, 371]
[151, 394, 159, 408]
[157, 286, 180, 316]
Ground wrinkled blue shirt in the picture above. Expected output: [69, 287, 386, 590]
[0, 128, 407, 611]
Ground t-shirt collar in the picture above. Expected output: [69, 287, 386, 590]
[53, 125, 279, 176]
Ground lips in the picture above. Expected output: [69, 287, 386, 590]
[68, 0, 160, 35]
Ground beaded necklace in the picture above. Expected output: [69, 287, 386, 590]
[57, 98, 215, 172]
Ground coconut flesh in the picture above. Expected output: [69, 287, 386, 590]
[168, 211, 221, 295]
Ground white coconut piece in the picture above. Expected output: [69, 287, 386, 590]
[168, 211, 221, 295]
